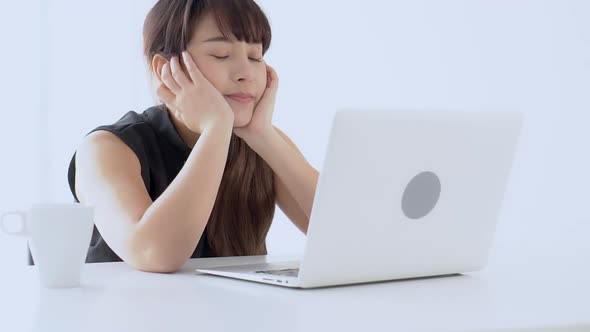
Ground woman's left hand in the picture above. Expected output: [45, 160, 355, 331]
[233, 64, 278, 144]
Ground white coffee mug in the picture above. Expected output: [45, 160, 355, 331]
[0, 203, 94, 288]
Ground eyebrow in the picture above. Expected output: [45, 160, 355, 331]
[201, 35, 262, 47]
[201, 36, 231, 43]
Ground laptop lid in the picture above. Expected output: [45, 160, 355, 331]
[297, 110, 523, 288]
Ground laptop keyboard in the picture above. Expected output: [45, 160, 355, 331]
[255, 268, 299, 278]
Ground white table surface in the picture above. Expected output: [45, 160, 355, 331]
[1, 241, 589, 332]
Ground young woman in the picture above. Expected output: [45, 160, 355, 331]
[68, 0, 319, 273]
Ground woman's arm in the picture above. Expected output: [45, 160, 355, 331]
[248, 126, 320, 234]
[75, 115, 233, 273]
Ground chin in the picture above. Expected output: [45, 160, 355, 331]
[231, 108, 253, 128]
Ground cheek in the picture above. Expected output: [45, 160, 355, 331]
[195, 58, 225, 90]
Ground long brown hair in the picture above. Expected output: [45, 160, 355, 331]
[143, 0, 275, 256]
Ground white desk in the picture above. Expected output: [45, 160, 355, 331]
[1, 243, 589, 332]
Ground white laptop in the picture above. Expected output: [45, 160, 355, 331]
[196, 110, 524, 288]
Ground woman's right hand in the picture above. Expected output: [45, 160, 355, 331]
[156, 51, 234, 133]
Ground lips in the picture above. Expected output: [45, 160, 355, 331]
[226, 93, 255, 104]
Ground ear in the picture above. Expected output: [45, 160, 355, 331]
[152, 54, 169, 83]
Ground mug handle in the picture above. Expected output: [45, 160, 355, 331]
[0, 211, 29, 237]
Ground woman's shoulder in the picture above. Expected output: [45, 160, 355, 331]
[75, 108, 156, 176]
[69, 107, 163, 201]
[83, 106, 165, 156]
[72, 106, 164, 177]
[93, 106, 160, 137]
[70, 127, 141, 200]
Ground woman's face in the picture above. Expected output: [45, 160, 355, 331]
[185, 12, 267, 128]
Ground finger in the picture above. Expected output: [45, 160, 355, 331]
[170, 56, 191, 88]
[161, 61, 182, 94]
[265, 64, 279, 88]
[182, 51, 206, 84]
[156, 82, 175, 106]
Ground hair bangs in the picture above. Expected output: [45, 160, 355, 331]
[206, 0, 271, 54]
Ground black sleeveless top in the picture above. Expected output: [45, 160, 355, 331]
[67, 105, 215, 263]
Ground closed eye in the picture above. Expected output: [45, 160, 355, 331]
[211, 55, 262, 62]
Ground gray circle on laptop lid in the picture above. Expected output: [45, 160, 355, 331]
[402, 171, 441, 220]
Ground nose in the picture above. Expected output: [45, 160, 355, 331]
[231, 56, 256, 83]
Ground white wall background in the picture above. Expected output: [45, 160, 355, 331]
[1, 0, 589, 266]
